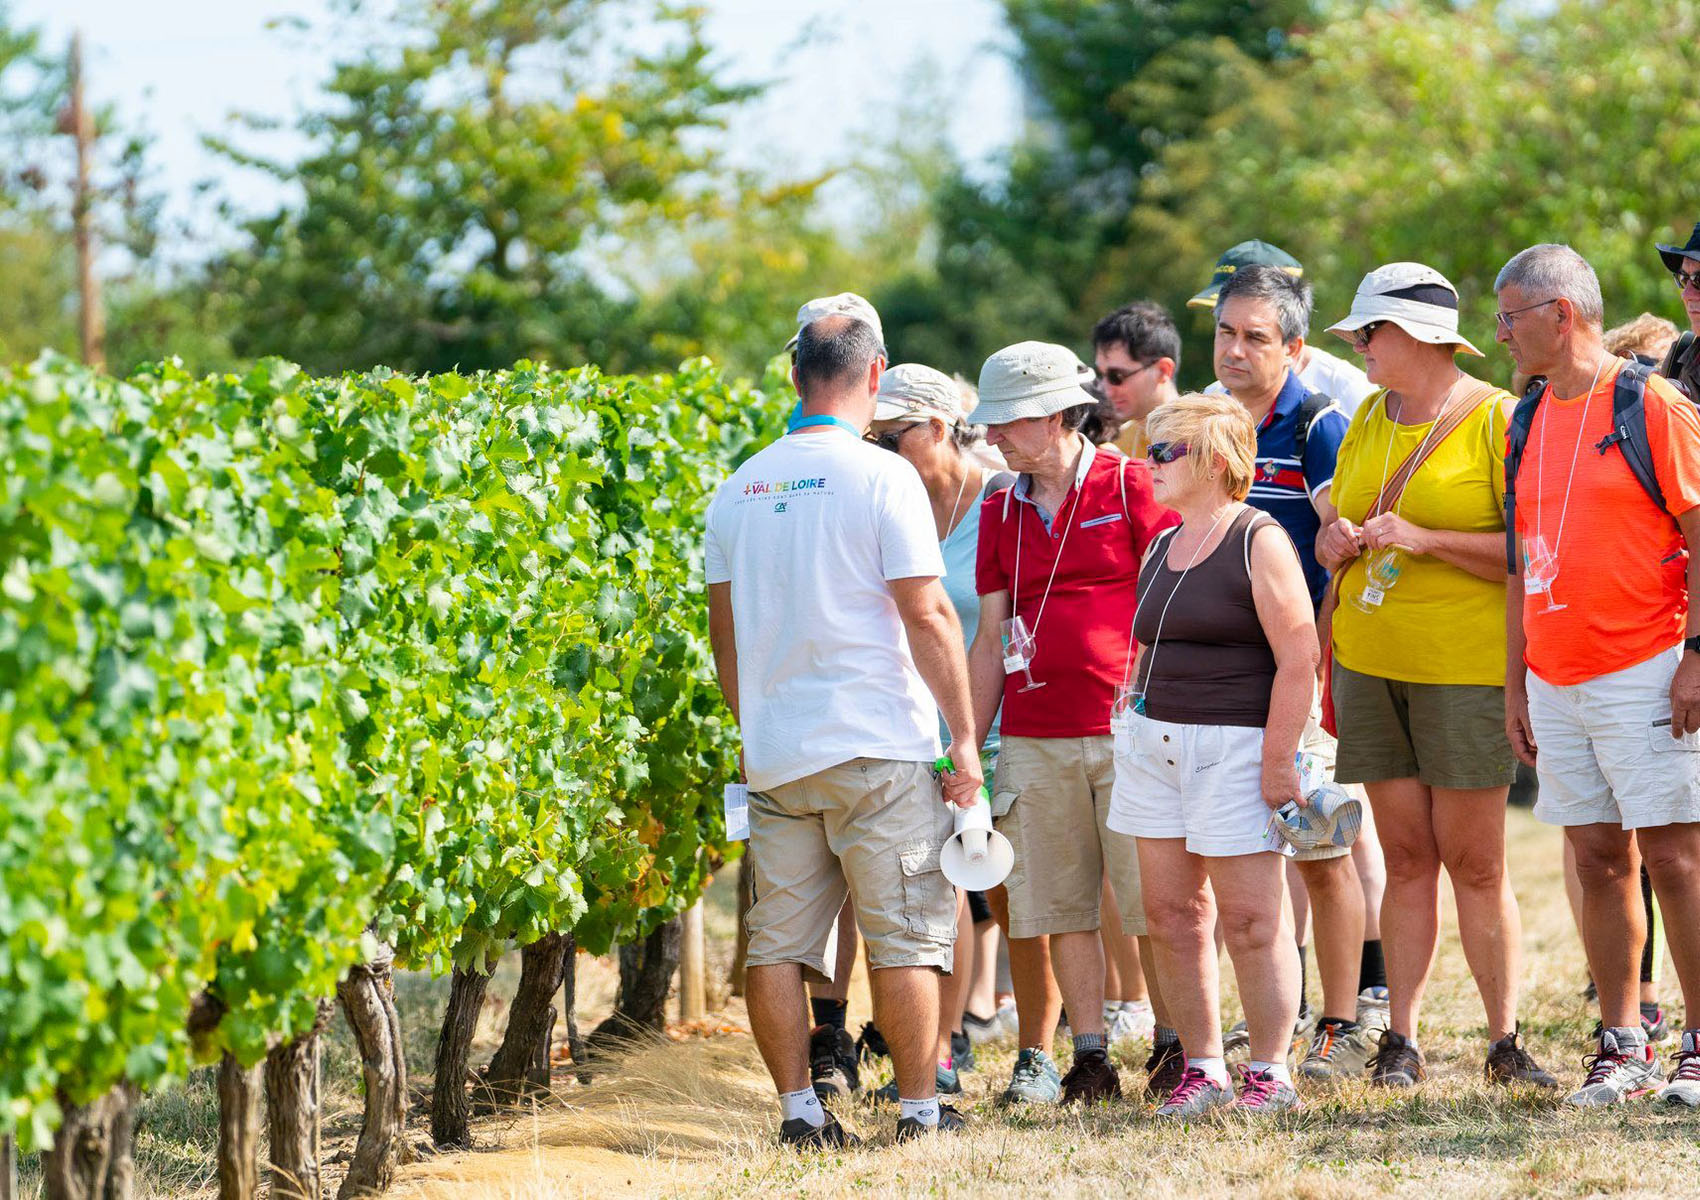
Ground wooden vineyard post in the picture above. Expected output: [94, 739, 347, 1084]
[679, 900, 706, 1022]
[2, 1134, 15, 1200]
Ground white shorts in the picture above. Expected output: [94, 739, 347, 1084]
[1108, 712, 1280, 857]
[1528, 645, 1700, 831]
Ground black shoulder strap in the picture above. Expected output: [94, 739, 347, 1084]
[1293, 391, 1337, 493]
[1600, 358, 1667, 513]
[1502, 376, 1548, 574]
[1662, 330, 1695, 378]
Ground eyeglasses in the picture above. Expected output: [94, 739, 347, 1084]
[1673, 268, 1700, 294]
[1494, 298, 1560, 331]
[1350, 321, 1386, 352]
[1099, 361, 1158, 387]
[1146, 441, 1190, 465]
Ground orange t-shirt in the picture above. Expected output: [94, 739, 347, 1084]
[1515, 359, 1700, 685]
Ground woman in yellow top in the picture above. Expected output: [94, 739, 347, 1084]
[1315, 263, 1555, 1092]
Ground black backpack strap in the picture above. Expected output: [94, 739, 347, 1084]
[1598, 358, 1667, 513]
[1661, 330, 1695, 378]
[1293, 390, 1338, 493]
[1502, 376, 1547, 574]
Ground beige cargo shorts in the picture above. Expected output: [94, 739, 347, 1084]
[745, 757, 956, 982]
[992, 735, 1146, 939]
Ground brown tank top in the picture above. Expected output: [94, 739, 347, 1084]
[1132, 506, 1281, 727]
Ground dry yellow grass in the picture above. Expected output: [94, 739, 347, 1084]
[389, 809, 1700, 1199]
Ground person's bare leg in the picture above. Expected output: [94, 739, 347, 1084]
[1137, 838, 1219, 1057]
[1286, 856, 1311, 1001]
[1567, 823, 1644, 1031]
[1138, 938, 1170, 1027]
[869, 965, 941, 1100]
[808, 895, 858, 1009]
[963, 917, 1000, 1019]
[1367, 779, 1442, 1039]
[1050, 929, 1108, 1042]
[1100, 879, 1147, 1003]
[1211, 853, 1300, 1065]
[937, 890, 973, 1063]
[1351, 787, 1387, 940]
[1432, 786, 1520, 1040]
[748, 963, 812, 1094]
[1562, 837, 1586, 946]
[987, 885, 1059, 1052]
[1634, 823, 1700, 1021]
[1295, 854, 1366, 1023]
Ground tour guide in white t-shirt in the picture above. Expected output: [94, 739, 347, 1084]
[705, 309, 983, 1148]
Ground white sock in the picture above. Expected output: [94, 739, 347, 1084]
[898, 1096, 940, 1126]
[1187, 1056, 1229, 1086]
[1249, 1059, 1293, 1085]
[779, 1087, 825, 1127]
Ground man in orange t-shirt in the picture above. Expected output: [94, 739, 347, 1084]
[1499, 243, 1700, 1108]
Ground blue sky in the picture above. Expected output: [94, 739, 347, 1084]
[31, 0, 1025, 235]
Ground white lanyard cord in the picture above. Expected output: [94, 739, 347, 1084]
[942, 463, 978, 542]
[1124, 502, 1239, 701]
[1012, 468, 1083, 641]
[1534, 355, 1609, 559]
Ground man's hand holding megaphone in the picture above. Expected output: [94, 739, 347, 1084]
[937, 745, 984, 808]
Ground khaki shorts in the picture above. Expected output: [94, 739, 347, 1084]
[1332, 662, 1517, 790]
[1294, 707, 1351, 862]
[745, 758, 956, 981]
[991, 735, 1145, 939]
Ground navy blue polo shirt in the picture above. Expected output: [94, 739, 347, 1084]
[1244, 370, 1349, 607]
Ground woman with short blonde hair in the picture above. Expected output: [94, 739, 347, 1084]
[1108, 391, 1319, 1117]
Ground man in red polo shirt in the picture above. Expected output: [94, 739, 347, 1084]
[967, 341, 1178, 1105]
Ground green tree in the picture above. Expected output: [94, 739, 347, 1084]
[204, 0, 762, 376]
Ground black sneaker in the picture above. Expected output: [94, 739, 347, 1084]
[949, 1029, 975, 1073]
[1144, 1037, 1186, 1100]
[894, 1102, 965, 1142]
[1484, 1026, 1558, 1089]
[855, 1021, 890, 1063]
[779, 1109, 858, 1149]
[1059, 1048, 1122, 1105]
[810, 1024, 859, 1103]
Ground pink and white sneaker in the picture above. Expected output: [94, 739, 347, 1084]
[1153, 1065, 1234, 1118]
[1232, 1064, 1301, 1113]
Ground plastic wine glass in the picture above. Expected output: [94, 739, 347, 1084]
[1351, 549, 1404, 614]
[1001, 616, 1046, 692]
[1523, 534, 1566, 613]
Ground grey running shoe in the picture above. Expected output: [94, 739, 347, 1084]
[1298, 1018, 1372, 1081]
[809, 1025, 859, 1104]
[872, 1063, 961, 1103]
[1232, 1064, 1301, 1113]
[1356, 986, 1391, 1037]
[1105, 1001, 1155, 1045]
[1566, 1027, 1659, 1106]
[1154, 1065, 1235, 1118]
[779, 1109, 859, 1149]
[1658, 1030, 1700, 1106]
[1484, 1026, 1558, 1089]
[1000, 1047, 1062, 1105]
[1368, 1029, 1426, 1088]
[894, 1101, 965, 1142]
[949, 1029, 975, 1073]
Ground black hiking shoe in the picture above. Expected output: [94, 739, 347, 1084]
[894, 1102, 966, 1142]
[855, 1020, 890, 1063]
[1060, 1048, 1122, 1105]
[1485, 1025, 1559, 1089]
[779, 1109, 858, 1150]
[809, 1024, 859, 1103]
[1145, 1037, 1186, 1100]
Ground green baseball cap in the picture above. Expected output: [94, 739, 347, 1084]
[1187, 240, 1305, 308]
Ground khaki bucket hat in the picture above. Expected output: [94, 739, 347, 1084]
[973, 341, 1096, 426]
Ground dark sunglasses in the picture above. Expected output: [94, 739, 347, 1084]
[1351, 321, 1386, 352]
[1146, 441, 1190, 465]
[865, 423, 918, 453]
[1100, 361, 1158, 387]
[1674, 268, 1700, 294]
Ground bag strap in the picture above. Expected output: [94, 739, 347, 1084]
[1503, 376, 1547, 573]
[1364, 380, 1494, 520]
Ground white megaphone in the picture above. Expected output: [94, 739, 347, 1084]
[940, 792, 1014, 891]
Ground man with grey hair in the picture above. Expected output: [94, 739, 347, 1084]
[707, 304, 983, 1145]
[1497, 243, 1700, 1106]
[1212, 265, 1374, 1084]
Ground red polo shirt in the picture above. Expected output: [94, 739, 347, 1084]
[976, 442, 1178, 737]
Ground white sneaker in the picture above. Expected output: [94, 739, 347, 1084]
[1659, 1029, 1700, 1105]
[1104, 1001, 1155, 1045]
[1566, 1028, 1660, 1106]
[1356, 987, 1391, 1037]
[994, 997, 1019, 1039]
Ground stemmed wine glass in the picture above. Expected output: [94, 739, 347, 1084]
[1523, 534, 1565, 613]
[1351, 549, 1404, 613]
[1001, 616, 1046, 693]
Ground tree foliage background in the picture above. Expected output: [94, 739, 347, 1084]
[7, 0, 1700, 387]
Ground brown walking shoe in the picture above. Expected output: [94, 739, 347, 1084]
[1368, 1029, 1426, 1088]
[1060, 1048, 1122, 1105]
[1484, 1026, 1558, 1089]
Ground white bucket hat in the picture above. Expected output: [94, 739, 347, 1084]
[1270, 782, 1363, 853]
[1325, 262, 1483, 356]
[973, 341, 1096, 426]
[874, 363, 973, 426]
[785, 292, 884, 352]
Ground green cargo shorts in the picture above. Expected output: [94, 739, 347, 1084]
[1332, 662, 1517, 790]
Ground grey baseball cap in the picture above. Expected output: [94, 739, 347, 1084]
[785, 292, 885, 352]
